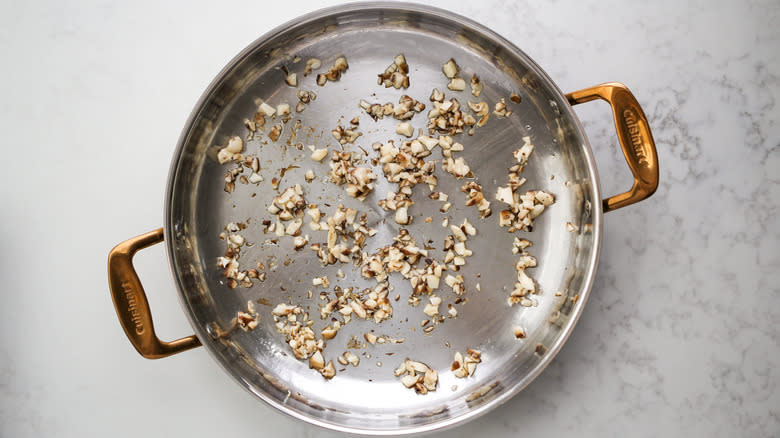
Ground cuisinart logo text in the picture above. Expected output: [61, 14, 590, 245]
[623, 109, 649, 166]
[122, 280, 145, 335]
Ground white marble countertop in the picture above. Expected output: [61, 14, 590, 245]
[1, 0, 777, 436]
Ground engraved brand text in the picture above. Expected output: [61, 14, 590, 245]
[122, 280, 145, 335]
[623, 109, 649, 166]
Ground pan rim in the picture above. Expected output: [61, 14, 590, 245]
[163, 2, 603, 435]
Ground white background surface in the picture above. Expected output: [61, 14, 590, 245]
[1, 0, 778, 436]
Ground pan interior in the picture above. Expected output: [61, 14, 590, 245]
[166, 4, 599, 434]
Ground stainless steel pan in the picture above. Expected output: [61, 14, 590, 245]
[108, 3, 658, 434]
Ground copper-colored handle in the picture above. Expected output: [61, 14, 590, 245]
[566, 82, 659, 212]
[108, 228, 201, 359]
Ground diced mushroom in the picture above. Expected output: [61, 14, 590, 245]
[448, 77, 466, 91]
[285, 72, 298, 87]
[396, 122, 414, 137]
[442, 58, 459, 79]
[310, 147, 328, 162]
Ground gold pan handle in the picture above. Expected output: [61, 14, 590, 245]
[108, 228, 201, 359]
[566, 82, 659, 212]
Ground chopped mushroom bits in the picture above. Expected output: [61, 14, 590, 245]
[461, 181, 492, 218]
[212, 53, 558, 383]
[452, 349, 482, 378]
[442, 58, 459, 79]
[378, 54, 410, 89]
[217, 136, 244, 164]
[359, 95, 426, 121]
[331, 123, 362, 145]
[316, 56, 349, 86]
[327, 150, 377, 200]
[426, 95, 477, 135]
[285, 72, 297, 87]
[468, 101, 490, 127]
[236, 300, 259, 331]
[493, 98, 511, 118]
[304, 58, 321, 76]
[395, 359, 438, 394]
[495, 136, 555, 232]
[470, 74, 483, 97]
